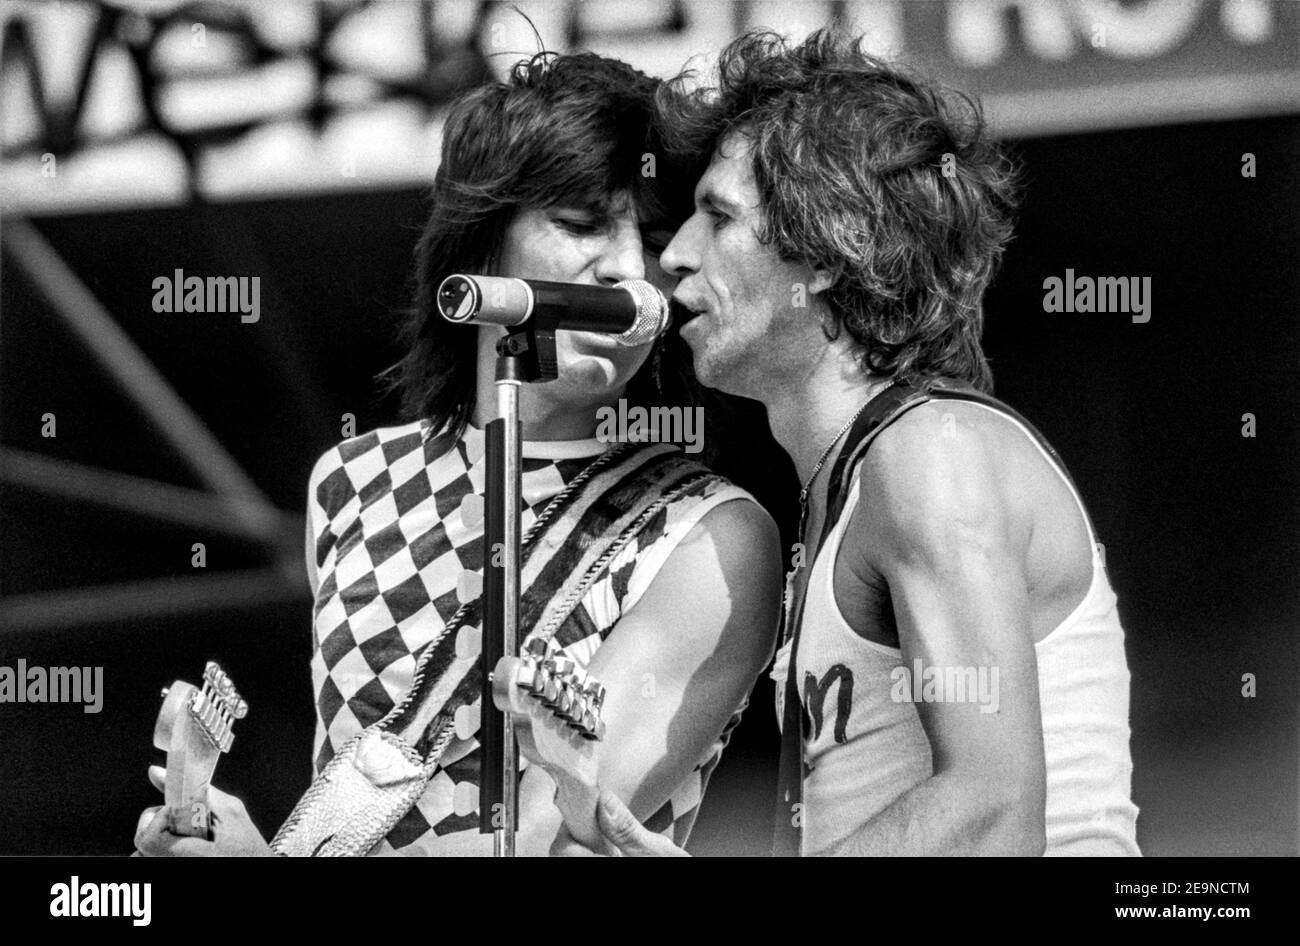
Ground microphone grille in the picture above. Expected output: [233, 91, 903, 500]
[613, 280, 669, 347]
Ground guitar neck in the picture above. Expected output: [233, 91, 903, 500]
[154, 662, 248, 838]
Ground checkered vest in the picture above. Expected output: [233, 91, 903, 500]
[290, 420, 753, 854]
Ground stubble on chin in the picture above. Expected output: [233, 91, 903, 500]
[693, 346, 751, 399]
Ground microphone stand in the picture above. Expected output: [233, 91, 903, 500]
[480, 324, 558, 857]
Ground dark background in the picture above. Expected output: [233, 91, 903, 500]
[2, 112, 1296, 856]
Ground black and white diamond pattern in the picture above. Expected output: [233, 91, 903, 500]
[305, 420, 752, 853]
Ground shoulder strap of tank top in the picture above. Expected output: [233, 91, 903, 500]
[772, 376, 929, 856]
[830, 375, 1093, 541]
[820, 378, 934, 548]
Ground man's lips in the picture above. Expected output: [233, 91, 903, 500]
[671, 297, 705, 330]
[678, 312, 707, 346]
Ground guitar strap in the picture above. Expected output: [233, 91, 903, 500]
[273, 441, 721, 856]
[771, 375, 1085, 856]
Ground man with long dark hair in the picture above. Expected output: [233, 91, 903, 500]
[594, 29, 1140, 857]
[135, 50, 781, 857]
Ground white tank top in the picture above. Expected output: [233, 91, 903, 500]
[773, 403, 1141, 856]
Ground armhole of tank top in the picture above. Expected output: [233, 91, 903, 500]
[823, 469, 905, 656]
[827, 404, 1105, 653]
[956, 402, 1103, 561]
[956, 402, 1108, 644]
[617, 484, 759, 616]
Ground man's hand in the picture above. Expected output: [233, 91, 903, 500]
[134, 765, 273, 857]
[552, 790, 690, 856]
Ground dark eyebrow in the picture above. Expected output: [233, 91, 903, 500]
[699, 188, 743, 215]
[574, 207, 616, 223]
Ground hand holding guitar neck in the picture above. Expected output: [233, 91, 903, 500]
[134, 662, 269, 856]
[153, 661, 248, 838]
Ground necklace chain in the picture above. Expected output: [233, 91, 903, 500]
[798, 402, 871, 512]
[796, 379, 897, 522]
[783, 381, 897, 636]
[781, 401, 872, 643]
[774, 384, 899, 649]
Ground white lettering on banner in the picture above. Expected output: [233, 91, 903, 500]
[1, 0, 1295, 211]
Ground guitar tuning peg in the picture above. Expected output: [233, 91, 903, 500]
[566, 677, 603, 738]
[539, 654, 572, 707]
[564, 691, 586, 727]
[232, 698, 249, 719]
[578, 709, 601, 740]
[555, 677, 577, 719]
[525, 661, 549, 698]
[563, 670, 588, 719]
[541, 675, 562, 705]
[535, 657, 561, 706]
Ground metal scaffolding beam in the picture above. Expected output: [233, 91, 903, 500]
[2, 218, 287, 556]
[0, 446, 302, 543]
[0, 568, 308, 635]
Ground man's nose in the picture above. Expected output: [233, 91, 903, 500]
[595, 225, 646, 286]
[659, 219, 699, 279]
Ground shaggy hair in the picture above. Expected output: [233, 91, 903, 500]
[658, 29, 1021, 391]
[383, 51, 709, 439]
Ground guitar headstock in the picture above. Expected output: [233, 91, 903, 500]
[152, 662, 248, 838]
[491, 639, 607, 849]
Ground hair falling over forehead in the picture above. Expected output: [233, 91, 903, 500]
[657, 28, 1022, 393]
[380, 51, 709, 448]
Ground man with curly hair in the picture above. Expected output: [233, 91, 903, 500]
[594, 28, 1140, 857]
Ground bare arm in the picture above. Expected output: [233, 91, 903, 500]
[585, 498, 781, 819]
[522, 498, 780, 854]
[822, 408, 1046, 856]
[416, 497, 782, 857]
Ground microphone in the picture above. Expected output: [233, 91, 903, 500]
[436, 275, 669, 346]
